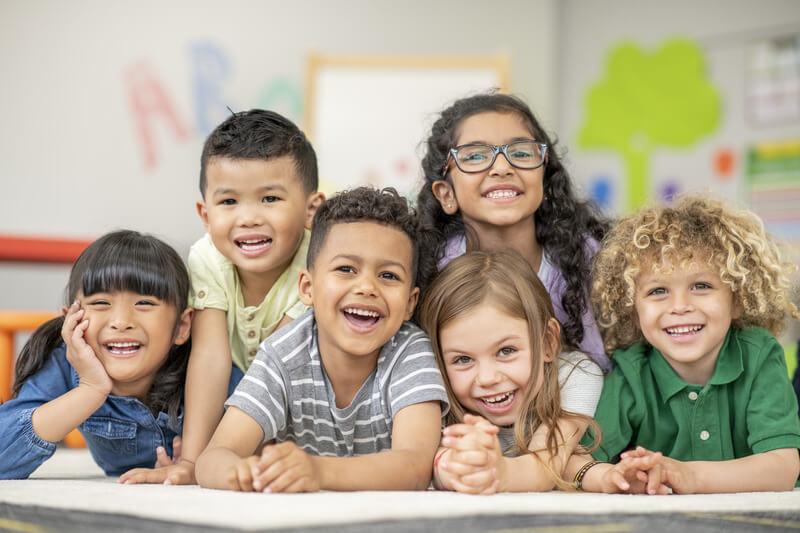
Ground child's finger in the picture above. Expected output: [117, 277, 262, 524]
[441, 434, 493, 452]
[258, 441, 294, 467]
[253, 455, 291, 490]
[646, 464, 663, 495]
[171, 437, 182, 463]
[610, 470, 631, 492]
[458, 467, 497, 489]
[447, 449, 491, 467]
[119, 467, 167, 485]
[265, 464, 305, 493]
[480, 478, 500, 495]
[449, 476, 486, 495]
[439, 458, 484, 477]
[282, 477, 315, 493]
[154, 446, 170, 468]
[234, 461, 256, 492]
[463, 414, 499, 433]
[442, 424, 474, 437]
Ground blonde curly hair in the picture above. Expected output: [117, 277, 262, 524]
[592, 195, 799, 353]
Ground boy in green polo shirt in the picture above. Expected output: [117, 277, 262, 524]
[568, 195, 800, 494]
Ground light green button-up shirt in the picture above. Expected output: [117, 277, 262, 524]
[187, 231, 309, 372]
[584, 327, 800, 463]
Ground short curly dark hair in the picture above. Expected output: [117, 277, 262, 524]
[307, 187, 420, 284]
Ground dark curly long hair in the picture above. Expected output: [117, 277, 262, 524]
[13, 230, 191, 426]
[416, 92, 608, 349]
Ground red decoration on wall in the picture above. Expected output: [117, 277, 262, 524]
[125, 62, 190, 170]
[713, 148, 736, 180]
[0, 235, 92, 264]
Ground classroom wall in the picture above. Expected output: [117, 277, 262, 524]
[1, 0, 798, 318]
[0, 0, 557, 311]
[557, 0, 800, 211]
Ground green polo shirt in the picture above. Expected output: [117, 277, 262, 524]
[583, 327, 800, 464]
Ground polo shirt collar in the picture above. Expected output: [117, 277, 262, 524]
[650, 328, 742, 402]
[707, 328, 744, 386]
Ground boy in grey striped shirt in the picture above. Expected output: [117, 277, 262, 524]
[197, 187, 449, 492]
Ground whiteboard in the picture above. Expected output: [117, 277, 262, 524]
[306, 55, 509, 199]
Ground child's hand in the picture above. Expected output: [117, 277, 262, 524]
[605, 447, 670, 495]
[155, 436, 182, 468]
[439, 416, 502, 494]
[118, 438, 196, 485]
[647, 455, 696, 494]
[251, 441, 320, 493]
[221, 455, 262, 492]
[118, 460, 196, 486]
[62, 301, 112, 395]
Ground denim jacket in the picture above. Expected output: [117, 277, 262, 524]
[0, 343, 242, 479]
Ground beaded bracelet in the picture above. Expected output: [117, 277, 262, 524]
[573, 460, 605, 491]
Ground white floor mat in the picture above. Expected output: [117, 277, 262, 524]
[0, 449, 797, 531]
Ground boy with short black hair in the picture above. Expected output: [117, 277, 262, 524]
[196, 187, 449, 492]
[122, 110, 324, 485]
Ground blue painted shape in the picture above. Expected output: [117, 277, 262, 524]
[190, 41, 232, 136]
[589, 176, 612, 210]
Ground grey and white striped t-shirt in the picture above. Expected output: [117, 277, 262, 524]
[226, 309, 449, 456]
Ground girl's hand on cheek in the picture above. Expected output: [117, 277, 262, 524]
[62, 301, 112, 396]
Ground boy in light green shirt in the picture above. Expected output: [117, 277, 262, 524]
[123, 109, 324, 485]
[567, 196, 800, 494]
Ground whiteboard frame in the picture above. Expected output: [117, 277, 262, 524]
[304, 53, 510, 197]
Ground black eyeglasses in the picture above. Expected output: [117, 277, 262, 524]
[441, 140, 548, 177]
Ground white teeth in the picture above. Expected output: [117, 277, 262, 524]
[485, 189, 518, 199]
[482, 391, 513, 404]
[665, 325, 703, 335]
[107, 342, 139, 348]
[344, 308, 380, 318]
[236, 238, 270, 250]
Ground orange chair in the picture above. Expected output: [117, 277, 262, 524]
[0, 310, 86, 447]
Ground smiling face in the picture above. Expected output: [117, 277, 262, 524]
[80, 290, 191, 398]
[634, 260, 740, 384]
[299, 221, 419, 367]
[197, 156, 319, 287]
[439, 302, 554, 427]
[433, 111, 545, 237]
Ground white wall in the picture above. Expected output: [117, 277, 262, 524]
[0, 0, 557, 311]
[3, 0, 797, 315]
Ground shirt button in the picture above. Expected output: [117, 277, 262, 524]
[247, 313, 255, 321]
[688, 391, 698, 401]
[247, 330, 256, 338]
[197, 290, 206, 298]
[249, 349, 257, 357]
[700, 430, 710, 441]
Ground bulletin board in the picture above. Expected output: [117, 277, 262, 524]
[305, 54, 509, 199]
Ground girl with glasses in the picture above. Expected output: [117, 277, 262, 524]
[416, 92, 611, 373]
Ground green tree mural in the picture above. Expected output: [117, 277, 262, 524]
[579, 38, 721, 211]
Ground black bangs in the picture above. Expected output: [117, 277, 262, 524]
[70, 231, 189, 312]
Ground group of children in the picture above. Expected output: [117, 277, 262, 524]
[2, 93, 799, 494]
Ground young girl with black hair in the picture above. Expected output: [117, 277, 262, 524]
[0, 230, 241, 479]
[416, 92, 610, 371]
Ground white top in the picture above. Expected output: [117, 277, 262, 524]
[498, 351, 603, 456]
